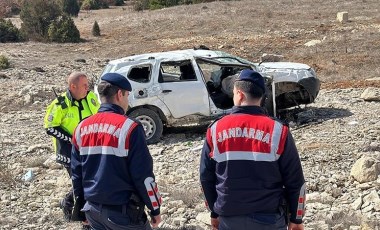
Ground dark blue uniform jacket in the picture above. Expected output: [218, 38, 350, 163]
[200, 106, 305, 224]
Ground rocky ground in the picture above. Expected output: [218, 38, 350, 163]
[1, 0, 380, 229]
[0, 59, 379, 230]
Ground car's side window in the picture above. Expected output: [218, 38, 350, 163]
[160, 60, 197, 83]
[128, 65, 151, 83]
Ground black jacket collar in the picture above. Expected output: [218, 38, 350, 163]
[231, 105, 267, 115]
[98, 103, 125, 115]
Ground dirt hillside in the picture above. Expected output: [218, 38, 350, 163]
[0, 1, 380, 230]
[2, 0, 380, 88]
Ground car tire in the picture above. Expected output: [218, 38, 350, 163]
[129, 108, 163, 145]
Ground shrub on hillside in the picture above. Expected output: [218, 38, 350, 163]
[133, 0, 149, 11]
[191, 0, 217, 3]
[0, 55, 10, 70]
[60, 0, 80, 17]
[20, 0, 62, 41]
[78, 0, 84, 7]
[81, 0, 101, 10]
[101, 0, 124, 6]
[48, 15, 81, 43]
[149, 0, 179, 9]
[114, 0, 124, 6]
[80, 0, 115, 10]
[0, 19, 23, 43]
[92, 21, 100, 36]
[0, 0, 21, 18]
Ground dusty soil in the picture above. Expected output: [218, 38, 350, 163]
[0, 1, 380, 229]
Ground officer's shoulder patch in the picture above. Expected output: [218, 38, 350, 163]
[48, 114, 54, 122]
[91, 98, 97, 106]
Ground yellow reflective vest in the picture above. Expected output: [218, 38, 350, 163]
[44, 90, 99, 166]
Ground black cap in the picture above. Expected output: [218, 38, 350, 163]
[101, 73, 132, 91]
[237, 69, 266, 91]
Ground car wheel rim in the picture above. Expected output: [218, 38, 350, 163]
[137, 115, 156, 140]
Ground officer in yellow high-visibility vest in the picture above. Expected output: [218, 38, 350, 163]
[44, 72, 99, 224]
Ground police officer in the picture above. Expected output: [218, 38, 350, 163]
[200, 69, 306, 230]
[71, 72, 162, 230]
[44, 72, 99, 222]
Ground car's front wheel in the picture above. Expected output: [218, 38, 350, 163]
[128, 108, 163, 144]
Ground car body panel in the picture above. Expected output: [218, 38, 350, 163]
[255, 61, 320, 108]
[96, 48, 320, 142]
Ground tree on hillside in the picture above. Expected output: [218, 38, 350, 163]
[102, 0, 125, 6]
[0, 19, 23, 42]
[81, 0, 101, 10]
[0, 0, 21, 18]
[20, 0, 62, 41]
[92, 21, 100, 36]
[61, 0, 80, 17]
[48, 15, 81, 43]
[114, 0, 124, 6]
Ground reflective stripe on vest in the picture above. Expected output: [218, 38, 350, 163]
[210, 120, 284, 162]
[75, 118, 135, 158]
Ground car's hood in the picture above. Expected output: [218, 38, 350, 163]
[256, 62, 311, 70]
[255, 62, 316, 83]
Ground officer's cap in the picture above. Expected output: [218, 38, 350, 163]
[236, 69, 266, 92]
[101, 73, 132, 91]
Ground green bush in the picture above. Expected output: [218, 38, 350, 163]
[114, 0, 124, 6]
[133, 0, 149, 11]
[80, 0, 113, 10]
[149, 0, 180, 9]
[48, 15, 81, 43]
[20, 0, 62, 41]
[81, 0, 101, 10]
[0, 19, 23, 42]
[92, 21, 100, 36]
[99, 0, 124, 6]
[0, 55, 10, 69]
[60, 0, 80, 17]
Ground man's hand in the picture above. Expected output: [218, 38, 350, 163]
[211, 217, 219, 230]
[288, 222, 304, 230]
[150, 214, 161, 228]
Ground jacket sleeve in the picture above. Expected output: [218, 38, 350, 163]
[71, 126, 84, 200]
[45, 126, 72, 143]
[278, 132, 306, 224]
[199, 128, 218, 218]
[44, 100, 72, 142]
[127, 124, 161, 216]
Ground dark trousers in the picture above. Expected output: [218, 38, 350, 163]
[82, 201, 152, 230]
[62, 167, 74, 209]
[218, 212, 287, 230]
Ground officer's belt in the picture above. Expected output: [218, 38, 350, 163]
[88, 201, 128, 213]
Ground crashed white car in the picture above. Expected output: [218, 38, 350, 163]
[97, 48, 320, 144]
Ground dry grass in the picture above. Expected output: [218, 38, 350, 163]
[24, 156, 48, 168]
[322, 211, 380, 229]
[170, 187, 202, 208]
[160, 183, 202, 208]
[0, 163, 17, 188]
[324, 211, 361, 228]
[3, 0, 380, 87]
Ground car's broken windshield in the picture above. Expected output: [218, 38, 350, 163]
[212, 51, 254, 65]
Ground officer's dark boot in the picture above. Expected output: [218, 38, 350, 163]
[82, 224, 93, 230]
[60, 189, 74, 221]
